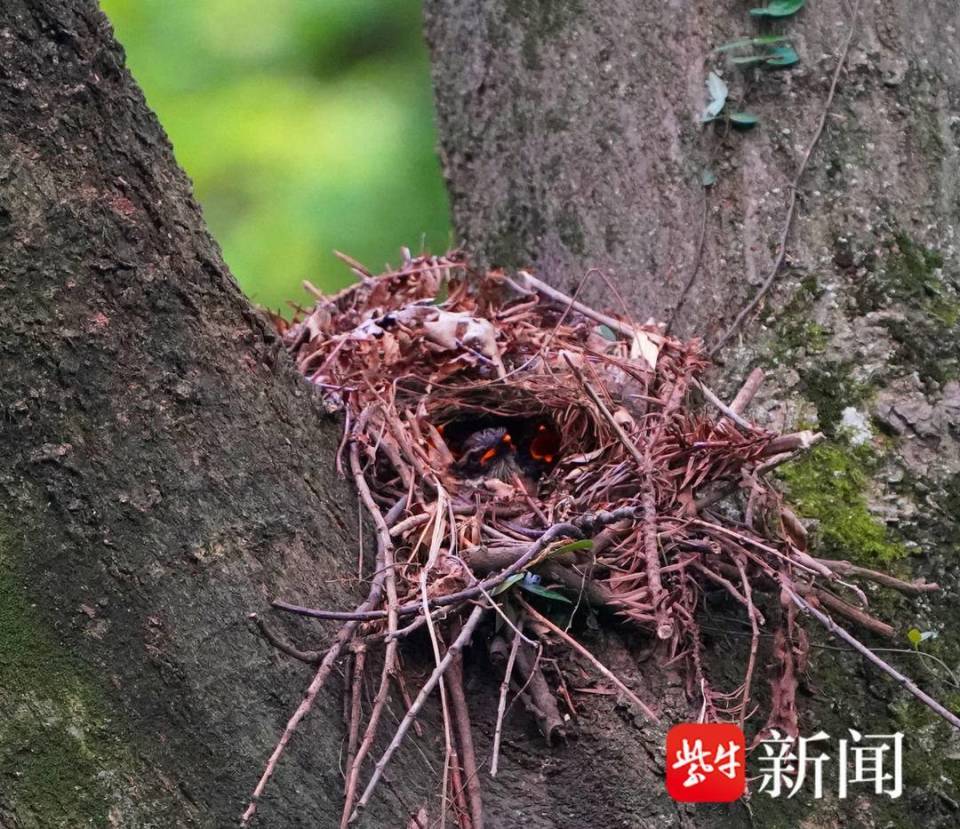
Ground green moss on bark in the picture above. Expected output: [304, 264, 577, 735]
[0, 527, 130, 827]
[778, 442, 907, 565]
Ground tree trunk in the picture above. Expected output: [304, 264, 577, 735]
[0, 2, 432, 826]
[2, 1, 959, 828]
[424, 0, 960, 826]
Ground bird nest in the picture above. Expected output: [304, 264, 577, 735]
[243, 251, 943, 827]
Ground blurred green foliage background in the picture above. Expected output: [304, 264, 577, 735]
[101, 0, 451, 312]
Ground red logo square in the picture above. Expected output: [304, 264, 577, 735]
[666, 723, 746, 802]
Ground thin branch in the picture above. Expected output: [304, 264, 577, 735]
[351, 604, 487, 822]
[340, 439, 403, 828]
[250, 613, 321, 664]
[518, 599, 659, 724]
[273, 522, 581, 622]
[491, 620, 524, 777]
[785, 585, 960, 731]
[447, 647, 484, 829]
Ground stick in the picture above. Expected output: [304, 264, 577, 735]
[491, 621, 524, 777]
[728, 368, 765, 416]
[517, 599, 659, 723]
[340, 440, 403, 828]
[249, 613, 321, 664]
[735, 557, 760, 732]
[351, 604, 487, 821]
[814, 558, 939, 596]
[241, 618, 363, 826]
[694, 379, 753, 431]
[447, 648, 484, 829]
[344, 645, 367, 788]
[518, 270, 645, 342]
[274, 522, 581, 622]
[784, 586, 960, 731]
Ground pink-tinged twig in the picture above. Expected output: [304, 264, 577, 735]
[518, 599, 659, 724]
[785, 585, 960, 731]
[490, 620, 524, 777]
[351, 604, 487, 822]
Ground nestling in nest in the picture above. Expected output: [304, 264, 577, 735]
[244, 250, 944, 827]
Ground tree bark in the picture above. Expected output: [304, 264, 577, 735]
[0, 2, 431, 826]
[3, 0, 960, 827]
[425, 0, 960, 826]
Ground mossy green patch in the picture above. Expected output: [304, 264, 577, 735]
[0, 527, 121, 827]
[798, 360, 873, 437]
[778, 442, 907, 564]
[853, 232, 960, 386]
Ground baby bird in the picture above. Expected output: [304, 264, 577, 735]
[454, 426, 520, 482]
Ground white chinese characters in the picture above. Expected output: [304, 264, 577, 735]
[758, 729, 903, 799]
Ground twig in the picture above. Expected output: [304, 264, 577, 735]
[274, 523, 581, 622]
[518, 270, 646, 341]
[815, 558, 939, 596]
[642, 482, 673, 640]
[784, 585, 960, 731]
[735, 556, 760, 732]
[344, 645, 367, 788]
[515, 640, 567, 743]
[340, 440, 403, 828]
[250, 613, 321, 664]
[710, 0, 864, 356]
[728, 367, 765, 416]
[491, 620, 524, 777]
[447, 648, 484, 829]
[802, 585, 896, 639]
[694, 379, 753, 431]
[666, 185, 709, 335]
[518, 599, 659, 724]
[351, 604, 487, 821]
[241, 618, 364, 826]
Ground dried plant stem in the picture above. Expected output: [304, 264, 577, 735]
[490, 620, 524, 777]
[694, 379, 752, 430]
[815, 558, 939, 595]
[352, 604, 487, 822]
[735, 557, 760, 732]
[518, 270, 645, 341]
[274, 522, 581, 622]
[728, 367, 765, 416]
[785, 585, 960, 730]
[344, 645, 367, 787]
[340, 439, 403, 828]
[249, 613, 321, 664]
[564, 354, 671, 638]
[447, 649, 484, 829]
[642, 483, 673, 640]
[518, 599, 659, 724]
[241, 619, 363, 826]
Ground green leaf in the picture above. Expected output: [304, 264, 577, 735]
[519, 581, 573, 604]
[729, 111, 759, 127]
[490, 572, 524, 596]
[702, 71, 728, 122]
[596, 324, 618, 342]
[907, 628, 923, 647]
[701, 168, 717, 187]
[714, 35, 790, 53]
[731, 54, 767, 67]
[765, 45, 800, 67]
[550, 539, 594, 556]
[750, 0, 806, 18]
